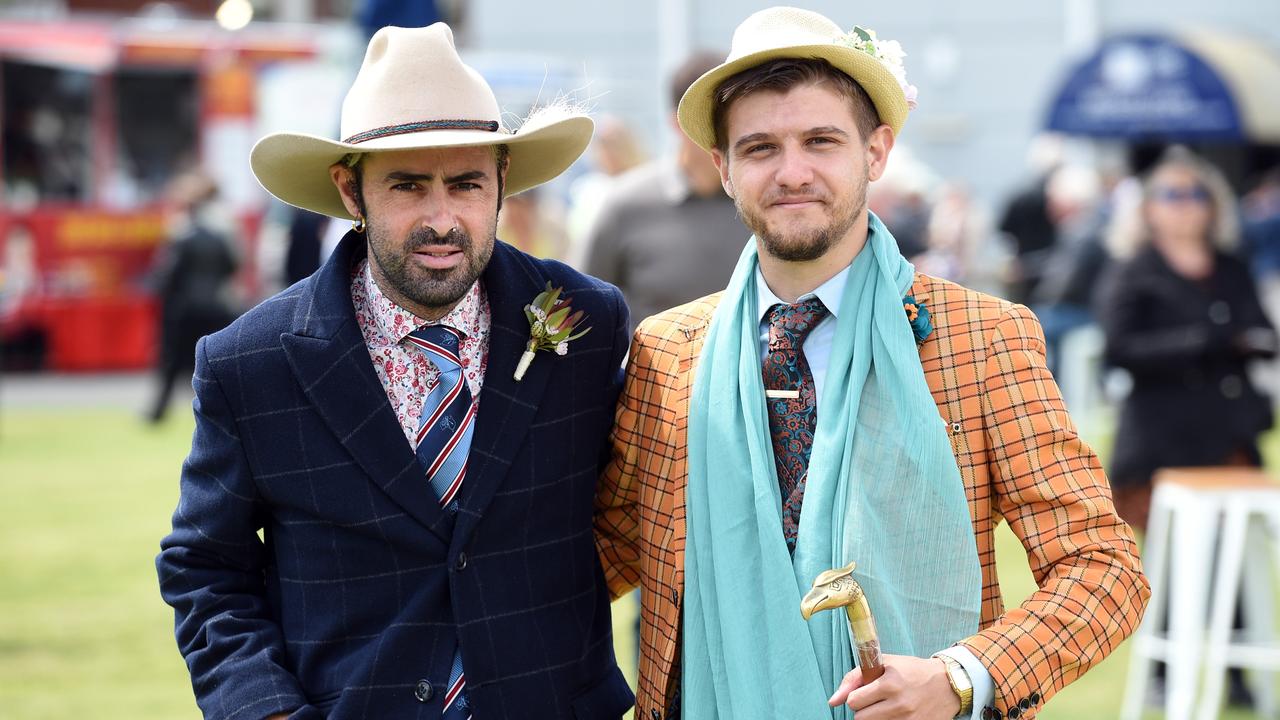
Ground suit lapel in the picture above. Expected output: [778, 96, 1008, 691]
[280, 235, 452, 546]
[452, 242, 554, 550]
[909, 274, 971, 444]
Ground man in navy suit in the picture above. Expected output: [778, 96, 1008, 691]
[156, 23, 633, 720]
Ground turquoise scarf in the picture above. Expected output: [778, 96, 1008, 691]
[682, 213, 981, 719]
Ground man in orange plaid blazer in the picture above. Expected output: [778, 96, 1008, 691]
[595, 7, 1148, 720]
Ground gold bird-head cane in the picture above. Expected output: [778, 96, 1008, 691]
[800, 561, 885, 683]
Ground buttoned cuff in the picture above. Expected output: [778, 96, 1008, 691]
[937, 645, 993, 720]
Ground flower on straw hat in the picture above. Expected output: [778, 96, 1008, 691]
[832, 26, 918, 110]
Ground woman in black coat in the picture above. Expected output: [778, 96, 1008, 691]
[1098, 147, 1277, 531]
[147, 172, 240, 423]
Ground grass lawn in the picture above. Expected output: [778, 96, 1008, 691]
[0, 405, 1270, 718]
[0, 409, 198, 718]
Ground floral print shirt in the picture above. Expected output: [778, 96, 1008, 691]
[350, 258, 490, 446]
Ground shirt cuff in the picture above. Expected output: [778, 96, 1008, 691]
[937, 645, 993, 720]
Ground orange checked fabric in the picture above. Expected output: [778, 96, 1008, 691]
[594, 273, 1150, 720]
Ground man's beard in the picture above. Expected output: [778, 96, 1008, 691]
[737, 167, 868, 263]
[366, 220, 495, 315]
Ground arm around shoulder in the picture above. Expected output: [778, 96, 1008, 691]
[593, 311, 650, 601]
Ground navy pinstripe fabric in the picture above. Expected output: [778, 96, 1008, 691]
[157, 236, 634, 720]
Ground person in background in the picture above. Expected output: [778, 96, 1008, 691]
[997, 134, 1066, 304]
[1098, 146, 1277, 531]
[1097, 146, 1275, 709]
[0, 223, 43, 370]
[1030, 163, 1107, 376]
[1243, 165, 1280, 395]
[565, 115, 648, 267]
[497, 186, 571, 260]
[284, 207, 327, 287]
[147, 170, 239, 423]
[914, 182, 1011, 298]
[585, 51, 746, 332]
[867, 145, 936, 261]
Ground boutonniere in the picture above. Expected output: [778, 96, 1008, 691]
[514, 282, 592, 381]
[903, 294, 933, 344]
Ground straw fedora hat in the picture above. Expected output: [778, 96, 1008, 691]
[676, 6, 910, 152]
[251, 23, 593, 220]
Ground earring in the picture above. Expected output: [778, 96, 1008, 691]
[352, 216, 366, 234]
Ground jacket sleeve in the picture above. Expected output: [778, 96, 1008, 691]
[1228, 259, 1279, 359]
[593, 320, 649, 601]
[156, 336, 309, 720]
[959, 304, 1150, 715]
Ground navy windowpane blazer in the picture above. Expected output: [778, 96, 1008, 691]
[157, 234, 634, 720]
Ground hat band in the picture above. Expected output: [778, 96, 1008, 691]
[343, 119, 501, 145]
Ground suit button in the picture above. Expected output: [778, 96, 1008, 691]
[1008, 707, 1021, 719]
[1030, 691, 1041, 705]
[455, 552, 468, 571]
[981, 709, 993, 720]
[651, 709, 662, 720]
[1019, 697, 1032, 711]
[414, 679, 434, 702]
[670, 587, 679, 604]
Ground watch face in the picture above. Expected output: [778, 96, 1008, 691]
[936, 656, 967, 685]
[951, 663, 973, 692]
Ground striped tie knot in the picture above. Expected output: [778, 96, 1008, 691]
[407, 323, 474, 511]
[408, 325, 463, 372]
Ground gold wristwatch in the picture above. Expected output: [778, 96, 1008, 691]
[933, 652, 974, 717]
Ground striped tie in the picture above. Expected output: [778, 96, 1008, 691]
[407, 325, 473, 719]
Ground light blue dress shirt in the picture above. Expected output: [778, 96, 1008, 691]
[754, 265, 994, 720]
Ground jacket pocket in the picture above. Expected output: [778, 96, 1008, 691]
[571, 665, 635, 719]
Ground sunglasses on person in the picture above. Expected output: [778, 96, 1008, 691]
[1151, 185, 1211, 205]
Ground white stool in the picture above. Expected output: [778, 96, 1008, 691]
[1121, 468, 1280, 720]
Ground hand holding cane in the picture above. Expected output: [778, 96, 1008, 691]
[799, 561, 885, 683]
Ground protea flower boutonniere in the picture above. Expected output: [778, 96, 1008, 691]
[514, 282, 591, 381]
[903, 294, 933, 345]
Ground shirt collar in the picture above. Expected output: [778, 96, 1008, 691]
[359, 258, 481, 343]
[755, 260, 850, 325]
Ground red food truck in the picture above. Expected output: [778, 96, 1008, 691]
[0, 18, 333, 371]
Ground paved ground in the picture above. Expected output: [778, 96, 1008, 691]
[0, 371, 192, 414]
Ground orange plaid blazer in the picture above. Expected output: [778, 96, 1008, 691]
[595, 273, 1149, 720]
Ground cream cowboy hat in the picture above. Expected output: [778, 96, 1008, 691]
[676, 6, 911, 152]
[251, 23, 593, 220]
